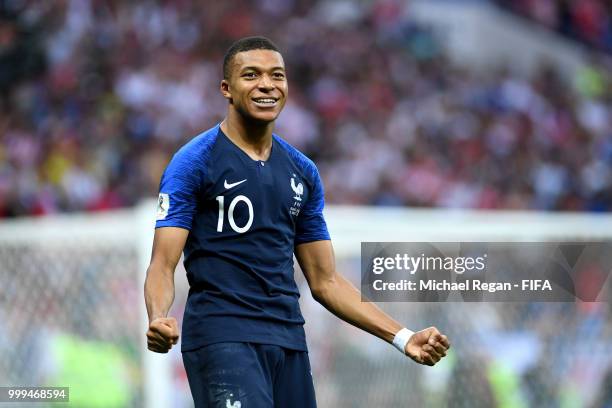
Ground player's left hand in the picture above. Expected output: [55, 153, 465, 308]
[404, 326, 450, 366]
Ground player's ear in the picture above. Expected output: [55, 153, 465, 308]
[220, 80, 233, 103]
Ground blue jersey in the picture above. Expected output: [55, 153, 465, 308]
[155, 124, 330, 352]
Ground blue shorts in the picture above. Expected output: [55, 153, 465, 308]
[182, 342, 317, 408]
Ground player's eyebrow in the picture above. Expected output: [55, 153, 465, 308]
[240, 66, 285, 72]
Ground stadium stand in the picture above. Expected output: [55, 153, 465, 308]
[496, 0, 612, 52]
[1, 0, 611, 217]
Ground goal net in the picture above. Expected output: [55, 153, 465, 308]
[0, 202, 610, 407]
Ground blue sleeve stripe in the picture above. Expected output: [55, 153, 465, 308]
[155, 219, 194, 230]
[294, 232, 331, 245]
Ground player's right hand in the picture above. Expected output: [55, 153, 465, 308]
[147, 317, 179, 353]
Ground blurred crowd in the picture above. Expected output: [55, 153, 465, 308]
[1, 0, 612, 218]
[497, 0, 612, 52]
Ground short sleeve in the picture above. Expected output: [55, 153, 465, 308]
[155, 150, 201, 230]
[295, 166, 330, 245]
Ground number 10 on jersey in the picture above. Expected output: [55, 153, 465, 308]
[216, 195, 254, 233]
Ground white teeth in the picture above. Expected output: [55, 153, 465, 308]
[254, 98, 276, 104]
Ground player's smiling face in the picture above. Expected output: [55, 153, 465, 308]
[222, 49, 288, 123]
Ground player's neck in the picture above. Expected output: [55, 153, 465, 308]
[221, 114, 274, 161]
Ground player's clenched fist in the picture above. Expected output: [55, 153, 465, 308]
[404, 326, 450, 366]
[147, 317, 179, 353]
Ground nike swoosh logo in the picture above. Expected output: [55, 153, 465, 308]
[224, 179, 247, 189]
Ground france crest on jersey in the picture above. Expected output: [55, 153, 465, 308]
[156, 124, 330, 352]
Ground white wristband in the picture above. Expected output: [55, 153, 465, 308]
[392, 328, 414, 354]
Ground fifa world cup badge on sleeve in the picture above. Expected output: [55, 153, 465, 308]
[156, 193, 169, 220]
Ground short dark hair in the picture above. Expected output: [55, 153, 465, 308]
[223, 36, 280, 80]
